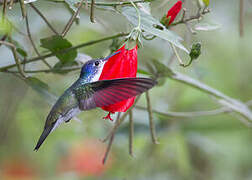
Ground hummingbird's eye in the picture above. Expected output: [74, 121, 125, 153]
[94, 61, 100, 66]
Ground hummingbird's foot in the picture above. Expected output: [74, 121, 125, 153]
[103, 112, 113, 121]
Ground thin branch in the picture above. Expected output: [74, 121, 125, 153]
[136, 99, 252, 122]
[102, 130, 115, 164]
[22, 57, 27, 72]
[129, 110, 134, 156]
[46, 0, 152, 6]
[0, 32, 128, 71]
[136, 105, 230, 118]
[8, 37, 26, 78]
[25, 14, 52, 69]
[239, 0, 244, 37]
[171, 8, 210, 26]
[102, 112, 121, 165]
[170, 71, 252, 121]
[0, 40, 15, 48]
[19, 0, 26, 18]
[61, 0, 85, 37]
[7, 66, 82, 74]
[102, 96, 141, 143]
[8, 0, 14, 9]
[29, 3, 59, 35]
[90, 0, 95, 23]
[146, 91, 158, 144]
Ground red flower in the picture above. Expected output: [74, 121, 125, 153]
[99, 45, 138, 120]
[166, 1, 182, 25]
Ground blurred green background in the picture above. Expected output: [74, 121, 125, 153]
[1, 0, 252, 179]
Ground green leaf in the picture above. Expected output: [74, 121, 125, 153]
[25, 77, 57, 104]
[40, 35, 77, 64]
[122, 6, 189, 53]
[52, 61, 78, 74]
[150, 59, 175, 77]
[137, 69, 152, 76]
[0, 19, 12, 35]
[11, 39, 28, 58]
[26, 77, 49, 92]
[203, 0, 210, 6]
[194, 22, 220, 31]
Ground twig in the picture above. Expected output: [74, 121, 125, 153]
[239, 0, 244, 37]
[102, 112, 121, 165]
[22, 57, 27, 71]
[129, 110, 134, 156]
[29, 3, 59, 35]
[136, 99, 252, 126]
[8, 37, 26, 78]
[101, 111, 129, 143]
[90, 0, 95, 23]
[0, 40, 16, 48]
[0, 35, 7, 48]
[171, 43, 185, 66]
[170, 71, 252, 121]
[8, 0, 14, 9]
[171, 8, 210, 26]
[19, 0, 26, 18]
[102, 96, 141, 142]
[46, 0, 152, 6]
[102, 130, 115, 164]
[61, 0, 85, 37]
[0, 32, 128, 71]
[25, 14, 52, 69]
[146, 91, 158, 144]
[7, 66, 82, 74]
[136, 104, 249, 118]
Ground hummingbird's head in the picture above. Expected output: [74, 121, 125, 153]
[79, 51, 120, 82]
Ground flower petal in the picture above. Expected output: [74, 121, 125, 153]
[99, 45, 138, 112]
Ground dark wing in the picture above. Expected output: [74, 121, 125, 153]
[74, 78, 156, 110]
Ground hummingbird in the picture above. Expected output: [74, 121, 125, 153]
[34, 51, 156, 151]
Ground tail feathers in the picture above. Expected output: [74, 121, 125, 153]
[34, 126, 53, 151]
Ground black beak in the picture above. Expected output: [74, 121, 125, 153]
[102, 51, 121, 62]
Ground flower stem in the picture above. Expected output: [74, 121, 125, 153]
[146, 91, 158, 144]
[129, 110, 134, 156]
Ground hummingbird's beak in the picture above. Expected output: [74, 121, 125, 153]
[102, 51, 121, 62]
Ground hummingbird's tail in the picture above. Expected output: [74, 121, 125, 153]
[34, 125, 53, 151]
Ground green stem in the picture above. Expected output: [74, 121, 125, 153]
[146, 91, 158, 144]
[171, 43, 185, 66]
[129, 110, 134, 156]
